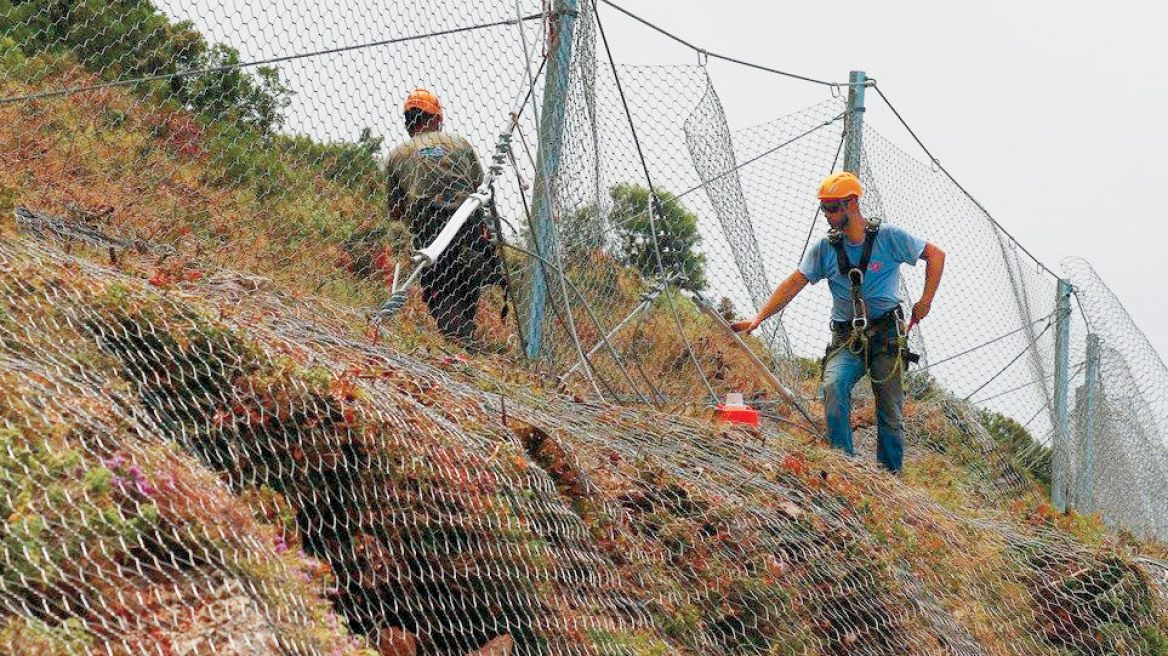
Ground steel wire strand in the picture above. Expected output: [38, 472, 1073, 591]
[0, 14, 550, 105]
[764, 125, 850, 340]
[870, 84, 1059, 282]
[9, 1, 1168, 645]
[971, 359, 1086, 406]
[579, 107, 847, 281]
[495, 51, 632, 404]
[486, 18, 552, 352]
[594, 5, 718, 403]
[963, 319, 1055, 403]
[508, 121, 611, 401]
[914, 309, 1059, 375]
[597, 0, 844, 87]
[676, 111, 847, 203]
[503, 241, 652, 405]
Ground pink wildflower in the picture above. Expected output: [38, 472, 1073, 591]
[135, 479, 156, 497]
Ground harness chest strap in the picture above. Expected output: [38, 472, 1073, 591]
[829, 224, 879, 329]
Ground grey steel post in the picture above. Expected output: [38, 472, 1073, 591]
[1052, 278, 1073, 511]
[843, 70, 867, 173]
[525, 0, 579, 360]
[1081, 333, 1101, 513]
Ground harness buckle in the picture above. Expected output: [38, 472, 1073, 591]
[850, 294, 869, 332]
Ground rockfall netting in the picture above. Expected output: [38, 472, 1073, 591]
[3, 232, 1167, 655]
[2, 0, 1168, 654]
[1061, 258, 1168, 541]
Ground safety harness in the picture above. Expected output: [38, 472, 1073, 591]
[830, 220, 880, 332]
[822, 219, 916, 385]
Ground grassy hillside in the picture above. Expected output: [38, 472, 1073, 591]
[2, 42, 1167, 656]
[0, 40, 812, 406]
[3, 231, 1166, 655]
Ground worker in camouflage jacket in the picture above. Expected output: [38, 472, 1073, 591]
[385, 88, 504, 345]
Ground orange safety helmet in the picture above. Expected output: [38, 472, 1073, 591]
[403, 88, 442, 117]
[817, 171, 863, 201]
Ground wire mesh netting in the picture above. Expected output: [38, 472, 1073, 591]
[1061, 257, 1168, 540]
[2, 0, 1168, 654]
[4, 233, 1168, 655]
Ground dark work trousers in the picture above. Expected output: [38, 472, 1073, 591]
[412, 204, 503, 344]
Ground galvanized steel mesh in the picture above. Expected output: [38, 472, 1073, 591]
[1, 1, 1167, 654]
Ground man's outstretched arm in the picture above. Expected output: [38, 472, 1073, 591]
[731, 270, 809, 334]
[910, 242, 945, 329]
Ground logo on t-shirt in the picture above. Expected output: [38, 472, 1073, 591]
[868, 261, 883, 273]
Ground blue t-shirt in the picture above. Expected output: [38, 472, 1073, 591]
[799, 224, 927, 322]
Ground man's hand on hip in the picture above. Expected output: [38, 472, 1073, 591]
[909, 299, 931, 330]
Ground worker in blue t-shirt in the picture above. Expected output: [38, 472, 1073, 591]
[733, 172, 945, 474]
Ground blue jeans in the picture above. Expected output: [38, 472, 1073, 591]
[822, 327, 905, 474]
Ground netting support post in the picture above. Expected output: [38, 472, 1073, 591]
[843, 70, 867, 172]
[1052, 278, 1073, 512]
[1080, 332, 1101, 513]
[525, 0, 580, 360]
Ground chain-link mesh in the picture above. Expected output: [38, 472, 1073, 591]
[2, 0, 1167, 654]
[4, 235, 1167, 654]
[1062, 257, 1168, 540]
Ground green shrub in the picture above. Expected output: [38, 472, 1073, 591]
[979, 408, 1051, 488]
[1, 0, 290, 135]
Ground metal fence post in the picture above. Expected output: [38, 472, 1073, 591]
[526, 0, 579, 360]
[1081, 332, 1101, 513]
[843, 70, 867, 173]
[1052, 278, 1073, 511]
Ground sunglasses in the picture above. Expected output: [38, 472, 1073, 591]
[820, 200, 850, 214]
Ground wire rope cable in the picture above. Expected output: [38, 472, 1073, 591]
[0, 14, 551, 105]
[870, 84, 1059, 282]
[594, 4, 718, 403]
[963, 320, 1054, 402]
[597, 0, 845, 87]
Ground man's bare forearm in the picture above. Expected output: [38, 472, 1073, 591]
[757, 270, 808, 323]
[920, 244, 945, 305]
[909, 243, 945, 327]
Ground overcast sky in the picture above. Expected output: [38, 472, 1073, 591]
[601, 0, 1167, 363]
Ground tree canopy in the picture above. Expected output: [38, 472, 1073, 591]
[560, 183, 707, 290]
[1, 0, 289, 134]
